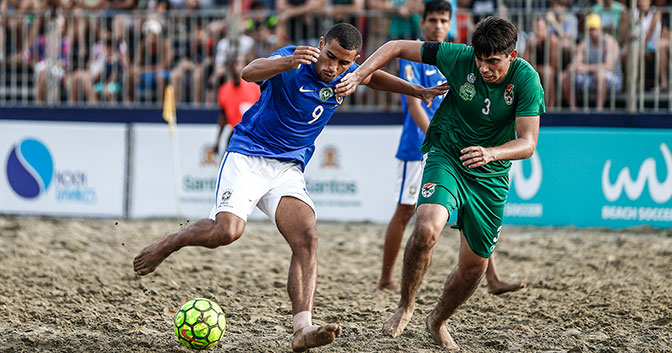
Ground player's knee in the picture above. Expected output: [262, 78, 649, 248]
[210, 221, 244, 247]
[411, 224, 440, 250]
[460, 260, 488, 281]
[290, 228, 318, 255]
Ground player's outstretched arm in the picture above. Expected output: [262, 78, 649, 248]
[460, 116, 539, 169]
[241, 46, 320, 83]
[362, 70, 448, 108]
[335, 40, 423, 97]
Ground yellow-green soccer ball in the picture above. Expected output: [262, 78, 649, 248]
[174, 298, 226, 350]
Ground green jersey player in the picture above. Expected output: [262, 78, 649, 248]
[335, 16, 545, 349]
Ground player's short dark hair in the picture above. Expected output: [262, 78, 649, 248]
[325, 23, 363, 53]
[471, 16, 517, 59]
[423, 0, 452, 20]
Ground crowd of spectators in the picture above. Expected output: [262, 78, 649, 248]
[0, 0, 670, 110]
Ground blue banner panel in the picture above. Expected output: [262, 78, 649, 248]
[506, 127, 672, 228]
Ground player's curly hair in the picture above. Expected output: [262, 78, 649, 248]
[325, 23, 363, 53]
[472, 16, 517, 59]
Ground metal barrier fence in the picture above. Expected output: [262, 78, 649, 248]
[0, 7, 670, 112]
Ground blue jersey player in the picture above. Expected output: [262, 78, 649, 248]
[376, 1, 524, 298]
[133, 23, 448, 352]
[377, 0, 451, 292]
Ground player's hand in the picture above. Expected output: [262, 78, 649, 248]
[420, 82, 450, 108]
[335, 70, 363, 97]
[289, 46, 320, 69]
[460, 146, 496, 168]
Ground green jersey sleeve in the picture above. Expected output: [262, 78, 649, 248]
[514, 61, 546, 117]
[421, 42, 469, 77]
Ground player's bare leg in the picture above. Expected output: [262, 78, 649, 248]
[275, 196, 341, 352]
[133, 212, 245, 275]
[425, 232, 488, 349]
[486, 253, 525, 295]
[383, 204, 448, 338]
[378, 203, 415, 291]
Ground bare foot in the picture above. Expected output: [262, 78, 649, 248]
[425, 311, 459, 350]
[291, 324, 341, 352]
[487, 281, 525, 295]
[133, 235, 174, 276]
[382, 306, 413, 338]
[376, 281, 400, 292]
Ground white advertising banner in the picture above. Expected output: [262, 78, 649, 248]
[130, 124, 226, 218]
[0, 121, 126, 217]
[130, 124, 401, 223]
[306, 126, 401, 223]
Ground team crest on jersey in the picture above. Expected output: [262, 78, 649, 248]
[467, 73, 475, 83]
[336, 96, 343, 105]
[319, 87, 334, 102]
[404, 64, 415, 81]
[421, 183, 436, 198]
[504, 84, 515, 105]
[409, 185, 417, 195]
[221, 189, 233, 202]
[459, 83, 475, 101]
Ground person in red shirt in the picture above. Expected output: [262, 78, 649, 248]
[213, 55, 261, 154]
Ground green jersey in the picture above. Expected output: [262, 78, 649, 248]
[420, 42, 545, 177]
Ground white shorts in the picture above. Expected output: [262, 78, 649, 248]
[395, 159, 424, 205]
[208, 152, 315, 224]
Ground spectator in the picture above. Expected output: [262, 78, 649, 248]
[324, 0, 364, 26]
[524, 17, 559, 108]
[133, 18, 172, 103]
[108, 14, 132, 102]
[275, 0, 325, 46]
[67, 14, 99, 104]
[93, 28, 130, 103]
[169, 9, 211, 104]
[209, 22, 253, 103]
[656, 0, 670, 91]
[592, 0, 628, 45]
[470, 0, 505, 25]
[546, 0, 578, 69]
[29, 14, 71, 104]
[366, 0, 423, 40]
[246, 0, 280, 58]
[562, 13, 622, 111]
[636, 0, 668, 91]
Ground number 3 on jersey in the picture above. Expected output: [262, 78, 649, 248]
[481, 98, 491, 115]
[308, 105, 324, 124]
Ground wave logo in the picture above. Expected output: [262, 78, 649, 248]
[6, 138, 54, 199]
[509, 152, 542, 200]
[602, 143, 672, 204]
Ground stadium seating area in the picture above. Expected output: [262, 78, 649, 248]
[0, 0, 670, 111]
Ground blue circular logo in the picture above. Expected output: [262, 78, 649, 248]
[6, 138, 53, 199]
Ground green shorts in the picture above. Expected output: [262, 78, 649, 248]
[418, 151, 509, 258]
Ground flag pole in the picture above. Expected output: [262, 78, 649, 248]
[163, 84, 183, 217]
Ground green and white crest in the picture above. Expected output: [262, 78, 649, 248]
[459, 83, 475, 101]
[319, 87, 334, 102]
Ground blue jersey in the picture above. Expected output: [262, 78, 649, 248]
[227, 46, 357, 170]
[396, 57, 446, 161]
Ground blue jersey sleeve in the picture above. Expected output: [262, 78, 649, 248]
[261, 46, 298, 87]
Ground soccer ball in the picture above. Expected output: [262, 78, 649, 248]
[174, 298, 226, 350]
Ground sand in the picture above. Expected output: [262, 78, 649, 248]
[0, 215, 670, 352]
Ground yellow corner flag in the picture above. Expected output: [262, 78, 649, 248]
[163, 84, 176, 125]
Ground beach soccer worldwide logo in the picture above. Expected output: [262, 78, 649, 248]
[6, 138, 54, 199]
